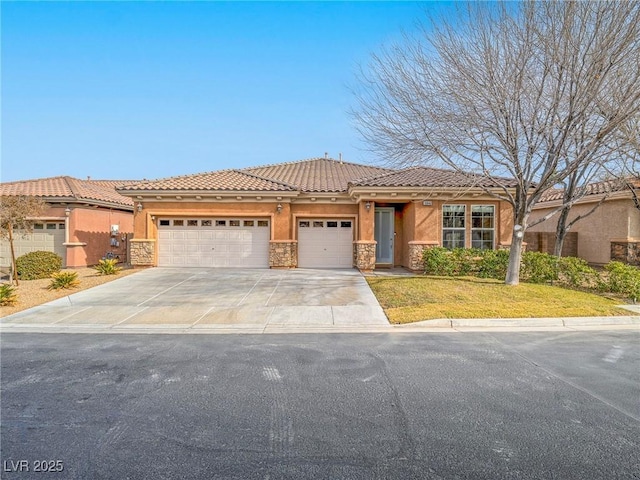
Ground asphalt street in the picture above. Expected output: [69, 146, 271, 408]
[1, 331, 639, 479]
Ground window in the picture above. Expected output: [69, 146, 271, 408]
[313, 221, 324, 228]
[257, 220, 269, 227]
[442, 205, 466, 249]
[34, 224, 44, 230]
[243, 220, 254, 227]
[215, 220, 227, 227]
[229, 220, 240, 227]
[173, 220, 184, 226]
[471, 205, 495, 250]
[58, 224, 65, 230]
[341, 221, 352, 228]
[201, 220, 212, 227]
[160, 220, 170, 226]
[46, 223, 57, 230]
[299, 221, 310, 228]
[327, 221, 338, 228]
[187, 220, 198, 227]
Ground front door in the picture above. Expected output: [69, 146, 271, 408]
[374, 208, 394, 264]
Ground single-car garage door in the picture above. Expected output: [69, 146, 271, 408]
[0, 221, 66, 268]
[297, 218, 353, 268]
[158, 218, 270, 267]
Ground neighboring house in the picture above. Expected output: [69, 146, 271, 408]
[0, 176, 137, 268]
[526, 178, 640, 265]
[116, 157, 518, 271]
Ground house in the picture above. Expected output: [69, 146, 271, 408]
[526, 178, 640, 265]
[116, 157, 518, 271]
[0, 176, 136, 268]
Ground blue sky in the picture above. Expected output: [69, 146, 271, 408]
[2, 1, 445, 182]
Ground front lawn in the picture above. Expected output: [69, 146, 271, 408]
[366, 276, 629, 324]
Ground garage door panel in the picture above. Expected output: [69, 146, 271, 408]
[298, 218, 353, 268]
[158, 218, 269, 268]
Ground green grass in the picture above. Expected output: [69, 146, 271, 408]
[366, 276, 629, 324]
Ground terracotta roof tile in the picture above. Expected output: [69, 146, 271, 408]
[539, 178, 638, 203]
[244, 158, 392, 193]
[0, 176, 135, 208]
[351, 167, 517, 188]
[119, 169, 296, 192]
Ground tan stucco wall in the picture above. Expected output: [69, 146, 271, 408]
[528, 198, 639, 264]
[67, 207, 133, 267]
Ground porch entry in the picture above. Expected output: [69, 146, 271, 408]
[374, 207, 394, 264]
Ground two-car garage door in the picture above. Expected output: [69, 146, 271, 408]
[158, 218, 270, 267]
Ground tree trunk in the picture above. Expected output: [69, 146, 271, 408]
[8, 223, 19, 286]
[553, 206, 571, 257]
[505, 232, 525, 285]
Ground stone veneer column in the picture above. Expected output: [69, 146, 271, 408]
[269, 240, 297, 268]
[407, 241, 440, 272]
[353, 240, 376, 272]
[611, 240, 640, 266]
[129, 239, 156, 266]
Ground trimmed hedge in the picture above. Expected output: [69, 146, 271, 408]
[422, 247, 640, 301]
[16, 251, 63, 280]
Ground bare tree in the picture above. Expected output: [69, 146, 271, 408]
[0, 196, 46, 285]
[353, 1, 640, 284]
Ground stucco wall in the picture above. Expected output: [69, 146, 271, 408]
[528, 198, 638, 264]
[67, 207, 134, 267]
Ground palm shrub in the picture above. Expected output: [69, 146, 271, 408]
[16, 251, 62, 280]
[48, 271, 80, 290]
[94, 258, 122, 275]
[0, 284, 17, 306]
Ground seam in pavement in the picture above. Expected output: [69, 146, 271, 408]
[52, 306, 93, 324]
[136, 275, 198, 307]
[264, 274, 284, 307]
[111, 306, 149, 327]
[189, 306, 218, 328]
[237, 273, 266, 306]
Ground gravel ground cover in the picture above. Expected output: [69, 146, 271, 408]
[0, 267, 140, 317]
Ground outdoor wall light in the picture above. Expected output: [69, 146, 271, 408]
[276, 203, 283, 213]
[64, 207, 71, 217]
[137, 202, 143, 212]
[365, 201, 371, 211]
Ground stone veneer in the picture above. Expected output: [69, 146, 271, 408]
[269, 240, 297, 268]
[611, 240, 640, 266]
[353, 241, 376, 272]
[129, 239, 156, 266]
[407, 241, 440, 271]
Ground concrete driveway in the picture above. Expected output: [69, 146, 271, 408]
[0, 268, 390, 333]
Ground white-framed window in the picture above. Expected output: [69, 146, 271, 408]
[471, 205, 495, 250]
[442, 205, 466, 249]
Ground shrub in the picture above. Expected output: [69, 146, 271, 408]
[520, 252, 559, 284]
[477, 249, 510, 280]
[557, 256, 598, 289]
[449, 248, 483, 276]
[94, 258, 122, 275]
[603, 261, 640, 302]
[48, 271, 80, 290]
[423, 247, 456, 276]
[0, 284, 17, 306]
[16, 251, 62, 280]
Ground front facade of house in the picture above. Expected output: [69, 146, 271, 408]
[0, 177, 135, 268]
[526, 179, 640, 265]
[118, 158, 517, 271]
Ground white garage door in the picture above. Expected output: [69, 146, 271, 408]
[297, 219, 353, 268]
[157, 218, 270, 267]
[0, 222, 66, 268]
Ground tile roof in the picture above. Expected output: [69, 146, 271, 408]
[539, 178, 639, 202]
[244, 158, 392, 193]
[0, 176, 135, 208]
[119, 169, 297, 192]
[351, 166, 518, 189]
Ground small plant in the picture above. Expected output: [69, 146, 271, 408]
[94, 258, 122, 275]
[48, 271, 80, 290]
[16, 251, 62, 280]
[0, 283, 17, 306]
